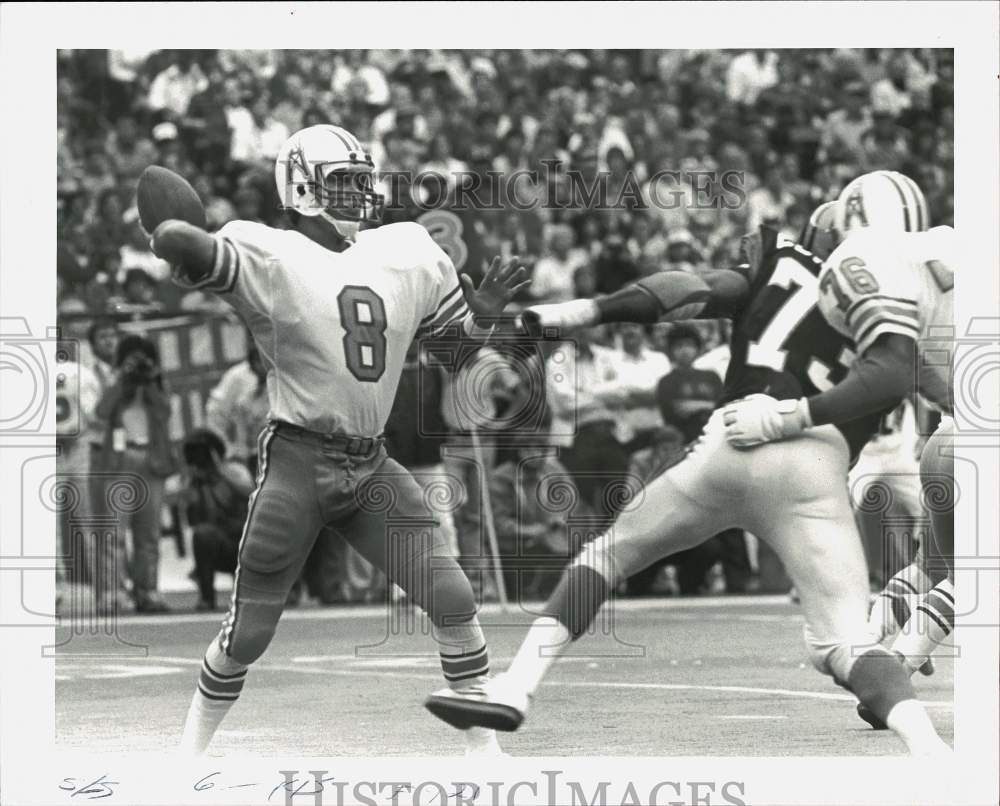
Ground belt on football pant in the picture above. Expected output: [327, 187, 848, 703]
[272, 421, 384, 457]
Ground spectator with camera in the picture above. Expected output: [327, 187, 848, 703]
[93, 333, 176, 613]
[181, 429, 254, 612]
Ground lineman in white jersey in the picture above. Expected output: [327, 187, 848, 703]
[151, 125, 528, 756]
[722, 170, 955, 729]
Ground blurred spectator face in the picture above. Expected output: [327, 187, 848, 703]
[764, 168, 783, 196]
[284, 73, 305, 103]
[667, 334, 701, 368]
[888, 54, 908, 86]
[606, 147, 628, 177]
[667, 242, 693, 263]
[632, 215, 651, 242]
[89, 321, 119, 365]
[223, 79, 243, 107]
[620, 323, 645, 356]
[780, 153, 800, 181]
[234, 188, 262, 220]
[549, 225, 574, 257]
[99, 189, 123, 223]
[116, 116, 139, 147]
[843, 83, 868, 115]
[251, 94, 271, 124]
[192, 176, 213, 202]
[503, 131, 525, 162]
[396, 109, 418, 140]
[573, 263, 597, 297]
[123, 269, 157, 305]
[872, 112, 897, 138]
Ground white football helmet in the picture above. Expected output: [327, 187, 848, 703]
[274, 124, 384, 240]
[833, 170, 929, 237]
[799, 200, 839, 260]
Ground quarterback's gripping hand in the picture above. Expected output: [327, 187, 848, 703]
[722, 394, 813, 448]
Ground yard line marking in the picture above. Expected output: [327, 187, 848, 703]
[717, 715, 788, 720]
[53, 664, 186, 681]
[61, 595, 797, 628]
[105, 655, 950, 708]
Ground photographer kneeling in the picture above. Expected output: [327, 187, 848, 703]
[182, 429, 254, 611]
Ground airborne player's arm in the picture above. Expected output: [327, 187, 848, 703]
[524, 268, 750, 333]
[526, 227, 772, 331]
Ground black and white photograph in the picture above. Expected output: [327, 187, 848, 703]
[0, 3, 997, 805]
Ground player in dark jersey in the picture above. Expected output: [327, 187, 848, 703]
[424, 213, 950, 757]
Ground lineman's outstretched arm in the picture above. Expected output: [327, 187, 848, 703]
[525, 268, 750, 331]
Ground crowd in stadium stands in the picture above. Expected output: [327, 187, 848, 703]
[55, 49, 954, 613]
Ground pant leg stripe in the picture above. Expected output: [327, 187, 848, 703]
[221, 424, 277, 657]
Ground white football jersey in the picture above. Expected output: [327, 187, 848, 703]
[818, 225, 954, 413]
[196, 221, 470, 436]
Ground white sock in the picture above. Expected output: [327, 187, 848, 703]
[868, 562, 932, 643]
[506, 617, 571, 696]
[891, 579, 955, 673]
[885, 699, 950, 756]
[179, 641, 247, 754]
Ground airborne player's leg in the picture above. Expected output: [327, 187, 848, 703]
[180, 426, 326, 754]
[338, 455, 500, 756]
[425, 421, 735, 732]
[745, 426, 948, 756]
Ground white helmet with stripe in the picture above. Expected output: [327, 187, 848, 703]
[799, 200, 839, 260]
[275, 124, 384, 241]
[834, 170, 929, 237]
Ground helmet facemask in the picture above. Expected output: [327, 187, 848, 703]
[282, 144, 384, 241]
[313, 161, 384, 225]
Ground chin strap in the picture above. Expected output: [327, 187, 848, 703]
[318, 210, 360, 242]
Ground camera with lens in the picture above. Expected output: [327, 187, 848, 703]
[125, 354, 157, 383]
[183, 428, 227, 475]
[116, 334, 161, 386]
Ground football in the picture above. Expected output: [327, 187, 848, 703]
[136, 165, 206, 233]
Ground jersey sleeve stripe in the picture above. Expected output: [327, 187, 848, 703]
[419, 284, 463, 325]
[855, 317, 921, 354]
[421, 302, 472, 338]
[851, 302, 921, 338]
[201, 238, 241, 293]
[846, 295, 919, 325]
[426, 295, 467, 330]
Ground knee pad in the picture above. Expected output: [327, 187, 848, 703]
[205, 636, 248, 676]
[219, 599, 283, 665]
